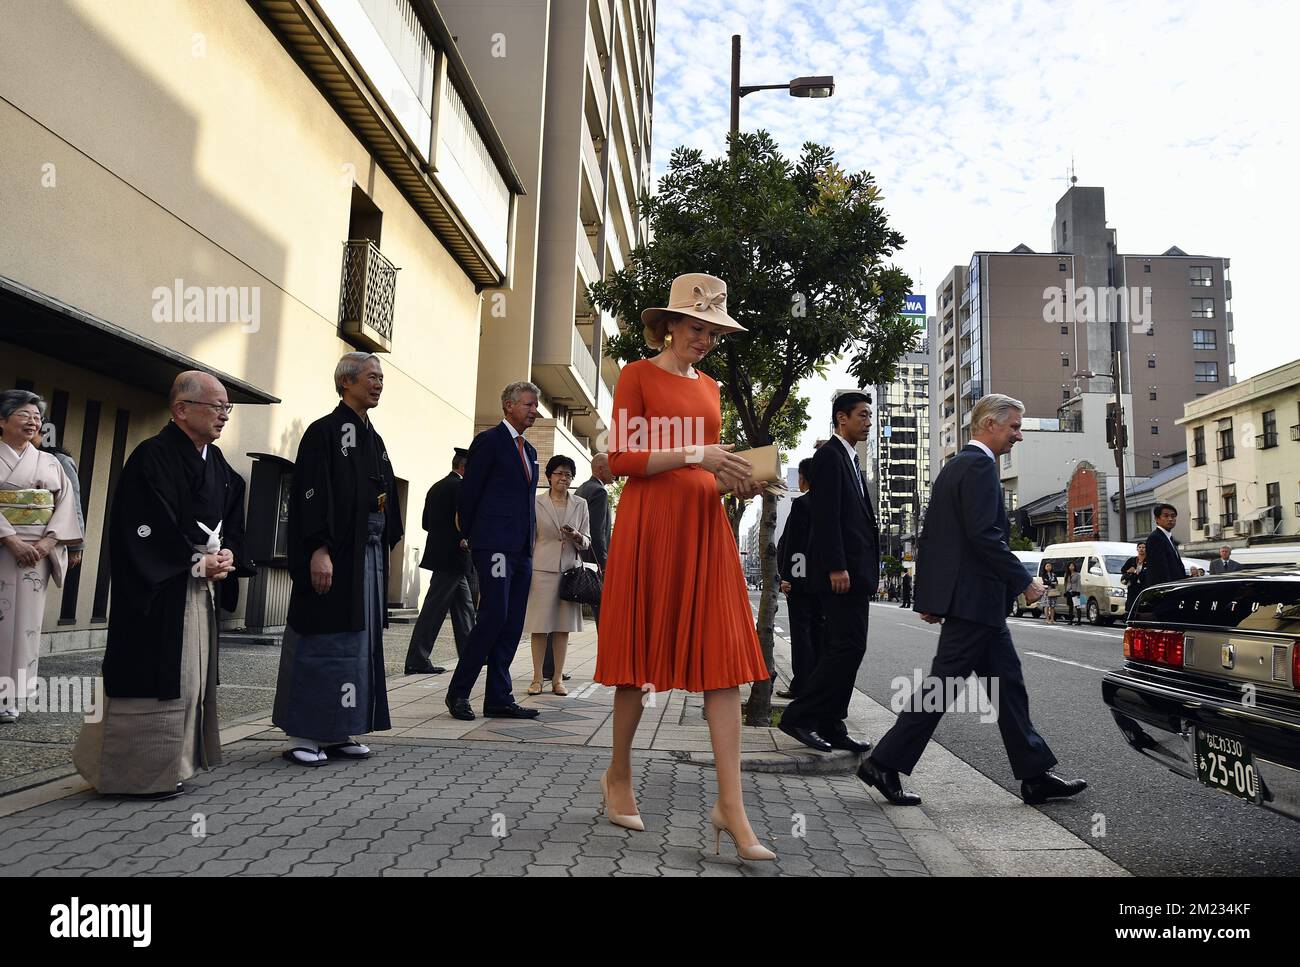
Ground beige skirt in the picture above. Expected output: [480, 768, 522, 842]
[523, 568, 583, 634]
[73, 574, 221, 795]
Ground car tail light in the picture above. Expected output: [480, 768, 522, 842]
[1123, 628, 1186, 667]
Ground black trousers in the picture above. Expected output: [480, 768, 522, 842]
[781, 591, 869, 740]
[871, 615, 1058, 780]
[405, 569, 475, 668]
[784, 590, 824, 696]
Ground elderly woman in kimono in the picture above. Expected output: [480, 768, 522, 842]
[0, 390, 83, 723]
[272, 353, 403, 765]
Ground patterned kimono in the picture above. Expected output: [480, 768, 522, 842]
[0, 442, 82, 710]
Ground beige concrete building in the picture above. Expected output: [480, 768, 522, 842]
[1178, 358, 1300, 552]
[1, 0, 523, 649]
[439, 0, 655, 474]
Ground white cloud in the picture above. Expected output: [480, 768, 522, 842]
[647, 0, 1299, 535]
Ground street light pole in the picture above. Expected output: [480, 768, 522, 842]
[1114, 348, 1128, 543]
[729, 34, 834, 157]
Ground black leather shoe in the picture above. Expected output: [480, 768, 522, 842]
[1021, 771, 1088, 805]
[405, 663, 446, 675]
[775, 689, 797, 700]
[483, 703, 540, 719]
[824, 734, 873, 755]
[445, 697, 475, 721]
[857, 758, 922, 806]
[778, 720, 833, 753]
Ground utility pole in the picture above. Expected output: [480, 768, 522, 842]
[1113, 348, 1128, 542]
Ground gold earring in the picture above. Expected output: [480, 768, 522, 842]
[664, 332, 673, 347]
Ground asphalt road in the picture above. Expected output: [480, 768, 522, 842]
[754, 590, 1300, 876]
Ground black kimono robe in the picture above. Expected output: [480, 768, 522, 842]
[102, 422, 253, 700]
[285, 402, 403, 634]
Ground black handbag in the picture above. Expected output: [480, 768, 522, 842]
[558, 563, 603, 606]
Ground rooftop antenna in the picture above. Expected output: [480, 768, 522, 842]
[1069, 154, 1078, 186]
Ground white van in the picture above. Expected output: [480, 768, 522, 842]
[1223, 545, 1300, 572]
[1011, 551, 1043, 617]
[1039, 541, 1209, 624]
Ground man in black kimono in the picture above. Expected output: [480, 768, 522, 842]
[73, 371, 252, 799]
[273, 353, 403, 766]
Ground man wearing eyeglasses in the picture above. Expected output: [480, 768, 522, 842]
[74, 371, 253, 800]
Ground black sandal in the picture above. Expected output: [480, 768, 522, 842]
[322, 741, 372, 760]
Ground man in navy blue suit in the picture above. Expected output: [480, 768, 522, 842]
[445, 381, 542, 721]
[859, 394, 1088, 807]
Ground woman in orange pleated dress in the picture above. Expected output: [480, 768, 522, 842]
[595, 273, 775, 862]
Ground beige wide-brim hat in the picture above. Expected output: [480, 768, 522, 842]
[640, 272, 747, 334]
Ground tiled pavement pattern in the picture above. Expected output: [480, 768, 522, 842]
[0, 740, 928, 877]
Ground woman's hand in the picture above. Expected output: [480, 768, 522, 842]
[3, 536, 41, 568]
[692, 444, 751, 491]
[732, 478, 765, 500]
[32, 535, 58, 561]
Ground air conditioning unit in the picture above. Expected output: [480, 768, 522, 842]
[1202, 526, 1212, 538]
[1208, 524, 1222, 538]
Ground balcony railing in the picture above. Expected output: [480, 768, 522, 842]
[338, 240, 398, 353]
[572, 326, 599, 398]
[1261, 431, 1279, 449]
[1193, 451, 1206, 467]
[1217, 445, 1235, 461]
[1220, 512, 1238, 529]
[1193, 516, 1208, 528]
[1291, 424, 1300, 441]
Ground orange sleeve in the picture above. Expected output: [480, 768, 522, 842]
[609, 363, 651, 477]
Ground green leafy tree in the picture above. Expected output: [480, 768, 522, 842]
[589, 131, 914, 726]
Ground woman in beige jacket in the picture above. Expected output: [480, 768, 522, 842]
[524, 455, 591, 695]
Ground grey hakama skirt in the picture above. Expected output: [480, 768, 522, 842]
[272, 513, 391, 743]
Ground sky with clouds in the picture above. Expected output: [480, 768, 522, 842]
[647, 0, 1299, 521]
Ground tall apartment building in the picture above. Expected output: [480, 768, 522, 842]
[440, 0, 655, 473]
[932, 184, 1236, 512]
[0, 0, 523, 647]
[873, 302, 931, 558]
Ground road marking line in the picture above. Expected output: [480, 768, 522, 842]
[1024, 651, 1111, 673]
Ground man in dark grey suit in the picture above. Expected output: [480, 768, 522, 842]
[405, 447, 475, 674]
[542, 453, 615, 681]
[1142, 503, 1186, 587]
[859, 394, 1087, 807]
[1209, 545, 1242, 575]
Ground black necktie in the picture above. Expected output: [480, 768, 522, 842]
[852, 452, 865, 498]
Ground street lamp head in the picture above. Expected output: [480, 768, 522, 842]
[789, 75, 834, 98]
[1072, 370, 1099, 380]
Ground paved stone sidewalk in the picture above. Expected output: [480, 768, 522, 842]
[0, 739, 927, 877]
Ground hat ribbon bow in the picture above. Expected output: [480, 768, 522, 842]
[688, 286, 726, 313]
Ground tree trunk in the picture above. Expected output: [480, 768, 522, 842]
[744, 490, 779, 727]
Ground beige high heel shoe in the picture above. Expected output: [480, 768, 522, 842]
[599, 772, 645, 831]
[710, 804, 775, 862]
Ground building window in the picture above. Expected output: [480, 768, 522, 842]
[1217, 419, 1234, 461]
[1058, 261, 1068, 272]
[1196, 489, 1208, 527]
[1263, 409, 1278, 448]
[1193, 426, 1206, 465]
[1073, 507, 1094, 534]
[1136, 508, 1154, 533]
[1143, 262, 1152, 273]
[1061, 355, 1070, 367]
[1151, 424, 1159, 435]
[1192, 297, 1215, 318]
[1190, 265, 1213, 286]
[1193, 329, 1217, 350]
[1221, 488, 1238, 528]
[1153, 459, 1161, 470]
[1061, 221, 1068, 243]
[1060, 324, 1069, 335]
[1147, 355, 1157, 369]
[1195, 361, 1220, 382]
[1062, 387, 1071, 401]
[1267, 482, 1281, 523]
[1147, 324, 1155, 336]
[1149, 387, 1158, 401]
